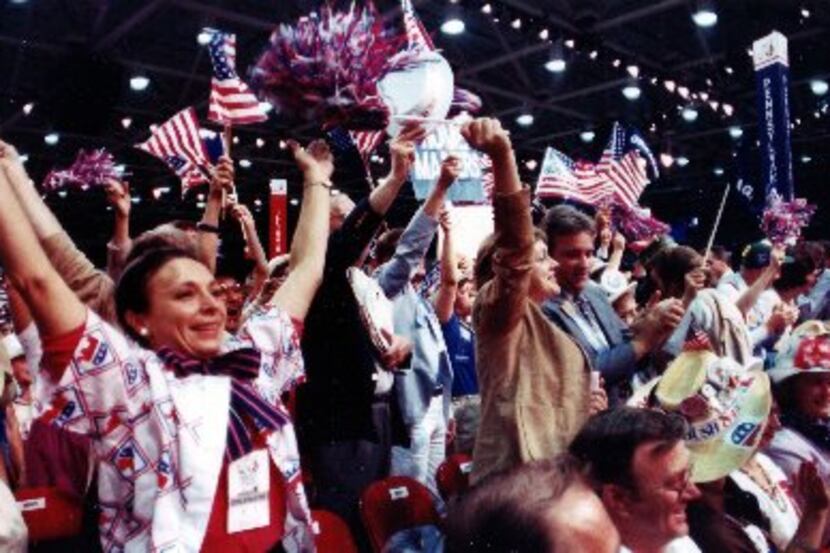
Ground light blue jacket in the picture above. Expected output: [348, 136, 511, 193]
[376, 208, 453, 426]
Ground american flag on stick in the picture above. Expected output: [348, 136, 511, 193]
[596, 122, 650, 209]
[535, 146, 614, 204]
[207, 32, 268, 125]
[135, 107, 211, 194]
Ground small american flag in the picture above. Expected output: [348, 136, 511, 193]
[402, 0, 435, 51]
[207, 32, 268, 125]
[596, 122, 650, 209]
[135, 107, 211, 193]
[536, 147, 613, 205]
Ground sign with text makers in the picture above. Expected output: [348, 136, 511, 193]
[753, 31, 794, 201]
[269, 179, 288, 257]
[410, 125, 487, 203]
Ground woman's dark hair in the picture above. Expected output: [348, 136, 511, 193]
[774, 247, 817, 293]
[116, 246, 201, 344]
[445, 456, 581, 553]
[651, 245, 702, 299]
[126, 224, 199, 266]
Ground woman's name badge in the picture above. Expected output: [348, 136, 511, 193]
[228, 449, 270, 533]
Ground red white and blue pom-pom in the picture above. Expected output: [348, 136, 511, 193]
[598, 201, 670, 242]
[761, 189, 816, 246]
[249, 3, 419, 130]
[42, 149, 122, 191]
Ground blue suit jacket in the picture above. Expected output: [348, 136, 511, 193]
[376, 208, 452, 427]
[542, 284, 638, 403]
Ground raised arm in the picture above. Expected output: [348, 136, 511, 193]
[0, 164, 86, 379]
[104, 178, 133, 281]
[368, 124, 426, 216]
[269, 140, 332, 320]
[197, 156, 234, 274]
[461, 118, 528, 336]
[231, 202, 270, 302]
[434, 208, 459, 324]
[735, 247, 783, 316]
[376, 157, 458, 299]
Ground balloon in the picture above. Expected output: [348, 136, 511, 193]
[378, 50, 454, 137]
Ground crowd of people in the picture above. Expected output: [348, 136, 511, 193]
[0, 116, 829, 553]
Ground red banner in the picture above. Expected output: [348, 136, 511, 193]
[269, 179, 288, 257]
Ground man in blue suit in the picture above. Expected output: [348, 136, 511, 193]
[540, 205, 684, 405]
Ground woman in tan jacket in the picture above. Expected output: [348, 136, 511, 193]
[461, 118, 595, 485]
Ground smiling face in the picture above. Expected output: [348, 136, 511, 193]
[129, 257, 227, 359]
[529, 239, 561, 302]
[551, 231, 595, 295]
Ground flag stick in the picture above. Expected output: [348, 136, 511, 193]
[391, 115, 466, 125]
[702, 183, 730, 265]
[221, 123, 234, 217]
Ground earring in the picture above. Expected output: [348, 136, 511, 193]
[139, 327, 149, 337]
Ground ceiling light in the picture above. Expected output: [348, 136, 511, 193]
[699, 92, 709, 102]
[121, 117, 133, 129]
[801, 155, 812, 163]
[279, 140, 287, 150]
[664, 80, 676, 93]
[650, 77, 659, 85]
[708, 100, 720, 111]
[130, 75, 150, 91]
[724, 65, 734, 75]
[801, 7, 811, 18]
[289, 198, 299, 206]
[44, 132, 59, 145]
[676, 156, 690, 167]
[660, 153, 674, 168]
[728, 126, 743, 139]
[18, 154, 28, 164]
[626, 65, 640, 78]
[692, 1, 718, 27]
[681, 106, 699, 122]
[810, 79, 829, 96]
[622, 84, 642, 100]
[441, 8, 465, 35]
[713, 167, 725, 176]
[239, 159, 252, 168]
[22, 102, 34, 115]
[612, 59, 621, 68]
[538, 28, 549, 40]
[515, 113, 534, 127]
[256, 138, 265, 148]
[545, 58, 566, 73]
[131, 196, 142, 204]
[232, 136, 239, 145]
[580, 130, 596, 143]
[722, 103, 734, 117]
[197, 27, 217, 46]
[525, 159, 538, 171]
[10, 0, 28, 4]
[259, 101, 274, 113]
[677, 86, 690, 99]
[588, 50, 598, 60]
[510, 18, 521, 29]
[481, 3, 492, 14]
[58, 190, 68, 198]
[564, 39, 575, 49]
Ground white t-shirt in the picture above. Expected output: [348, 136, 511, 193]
[731, 453, 800, 551]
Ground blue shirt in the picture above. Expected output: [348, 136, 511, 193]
[442, 314, 479, 397]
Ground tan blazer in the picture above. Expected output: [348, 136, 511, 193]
[471, 189, 590, 485]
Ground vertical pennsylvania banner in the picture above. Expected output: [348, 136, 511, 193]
[269, 179, 288, 257]
[752, 31, 794, 201]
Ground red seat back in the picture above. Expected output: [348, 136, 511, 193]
[359, 476, 439, 552]
[312, 510, 358, 553]
[435, 453, 474, 501]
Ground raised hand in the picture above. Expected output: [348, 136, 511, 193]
[460, 118, 512, 159]
[210, 156, 235, 196]
[104, 179, 131, 219]
[388, 123, 426, 182]
[683, 267, 707, 306]
[438, 207, 452, 233]
[0, 140, 21, 170]
[289, 139, 334, 184]
[438, 155, 462, 189]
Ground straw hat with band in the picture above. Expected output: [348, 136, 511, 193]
[767, 320, 830, 385]
[627, 347, 771, 483]
[599, 270, 636, 305]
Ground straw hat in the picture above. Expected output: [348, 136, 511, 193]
[599, 270, 636, 305]
[767, 320, 830, 385]
[633, 348, 771, 483]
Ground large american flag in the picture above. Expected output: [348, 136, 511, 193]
[596, 122, 650, 209]
[135, 107, 211, 193]
[207, 32, 268, 125]
[536, 147, 614, 204]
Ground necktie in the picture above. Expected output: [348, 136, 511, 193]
[574, 296, 609, 350]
